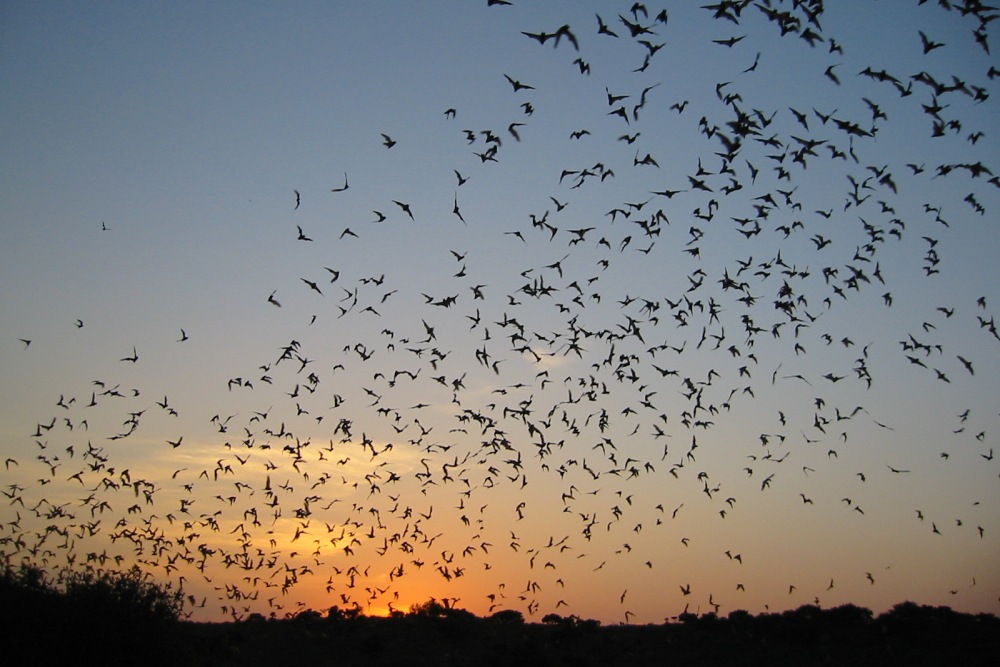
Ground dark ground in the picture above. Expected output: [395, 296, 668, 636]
[3, 598, 999, 666]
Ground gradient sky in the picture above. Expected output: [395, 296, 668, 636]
[2, 1, 998, 624]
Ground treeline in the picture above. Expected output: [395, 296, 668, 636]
[2, 564, 998, 666]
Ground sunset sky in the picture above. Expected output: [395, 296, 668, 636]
[2, 1, 998, 624]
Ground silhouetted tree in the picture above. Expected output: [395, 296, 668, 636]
[489, 609, 524, 624]
[408, 598, 475, 621]
[326, 604, 363, 621]
[59, 566, 183, 625]
[727, 609, 753, 623]
[1, 563, 182, 625]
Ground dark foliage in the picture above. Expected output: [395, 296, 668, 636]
[1, 563, 184, 666]
[3, 576, 999, 667]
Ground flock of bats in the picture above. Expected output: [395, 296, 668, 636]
[3, 1, 998, 623]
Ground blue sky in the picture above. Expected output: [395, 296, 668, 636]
[1, 1, 998, 623]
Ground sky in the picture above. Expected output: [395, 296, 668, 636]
[1, 0, 998, 624]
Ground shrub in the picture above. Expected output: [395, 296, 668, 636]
[59, 566, 184, 625]
[489, 609, 525, 624]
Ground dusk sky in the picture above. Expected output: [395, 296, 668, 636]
[2, 1, 998, 624]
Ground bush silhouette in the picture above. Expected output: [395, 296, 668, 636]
[489, 608, 525, 624]
[59, 566, 184, 625]
[408, 598, 475, 622]
[1, 563, 185, 665]
[1, 562, 182, 627]
[4, 565, 999, 666]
